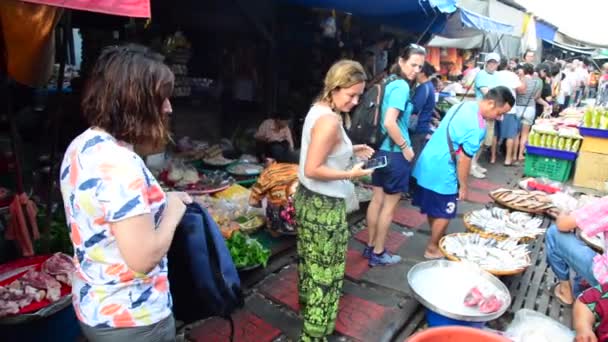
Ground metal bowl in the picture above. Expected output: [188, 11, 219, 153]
[407, 260, 511, 322]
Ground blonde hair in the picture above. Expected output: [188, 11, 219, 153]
[316, 59, 367, 110]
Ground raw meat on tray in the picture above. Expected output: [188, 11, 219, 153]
[463, 286, 504, 314]
[464, 287, 485, 307]
[42, 252, 75, 285]
[19, 270, 61, 302]
[479, 295, 503, 314]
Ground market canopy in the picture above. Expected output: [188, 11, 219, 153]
[427, 5, 515, 49]
[20, 0, 151, 18]
[282, 0, 457, 33]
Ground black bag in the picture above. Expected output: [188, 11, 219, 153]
[347, 74, 401, 148]
[168, 203, 244, 338]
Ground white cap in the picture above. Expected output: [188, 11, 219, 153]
[485, 52, 501, 63]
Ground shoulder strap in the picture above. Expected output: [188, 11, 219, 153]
[378, 75, 402, 148]
[446, 103, 465, 165]
[446, 103, 465, 190]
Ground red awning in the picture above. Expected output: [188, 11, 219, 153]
[20, 0, 150, 18]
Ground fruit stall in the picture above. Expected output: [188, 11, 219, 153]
[524, 106, 608, 189]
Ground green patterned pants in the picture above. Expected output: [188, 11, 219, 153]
[294, 186, 349, 342]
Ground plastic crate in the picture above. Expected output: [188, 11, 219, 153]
[525, 145, 578, 161]
[524, 154, 573, 182]
[580, 126, 608, 138]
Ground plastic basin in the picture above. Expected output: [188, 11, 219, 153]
[425, 308, 484, 328]
[408, 326, 510, 342]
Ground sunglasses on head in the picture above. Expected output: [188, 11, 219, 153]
[409, 43, 426, 52]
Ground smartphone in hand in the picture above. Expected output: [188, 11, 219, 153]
[363, 156, 388, 170]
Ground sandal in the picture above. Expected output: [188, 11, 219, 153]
[545, 283, 574, 307]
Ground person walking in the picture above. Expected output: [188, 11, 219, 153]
[516, 63, 542, 162]
[295, 59, 373, 341]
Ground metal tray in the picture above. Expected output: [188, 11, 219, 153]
[407, 260, 511, 322]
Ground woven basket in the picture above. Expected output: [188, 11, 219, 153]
[463, 212, 535, 244]
[489, 192, 548, 215]
[439, 233, 530, 276]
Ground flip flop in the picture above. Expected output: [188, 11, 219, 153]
[504, 162, 514, 167]
[545, 283, 574, 307]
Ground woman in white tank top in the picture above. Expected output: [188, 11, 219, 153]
[294, 60, 373, 341]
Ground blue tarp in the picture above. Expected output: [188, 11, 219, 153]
[458, 7, 513, 35]
[436, 7, 515, 39]
[535, 21, 557, 42]
[282, 0, 457, 33]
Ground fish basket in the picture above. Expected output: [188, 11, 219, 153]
[523, 154, 573, 183]
[463, 212, 535, 244]
[488, 192, 547, 215]
[438, 233, 530, 277]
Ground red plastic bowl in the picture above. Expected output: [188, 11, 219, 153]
[407, 326, 510, 342]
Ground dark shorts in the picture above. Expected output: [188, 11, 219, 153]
[500, 113, 521, 140]
[412, 183, 458, 219]
[371, 150, 411, 194]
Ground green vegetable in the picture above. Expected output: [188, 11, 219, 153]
[539, 134, 547, 147]
[226, 231, 270, 268]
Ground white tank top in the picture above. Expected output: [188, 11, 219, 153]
[298, 104, 355, 199]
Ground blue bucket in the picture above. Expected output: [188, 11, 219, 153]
[425, 308, 485, 328]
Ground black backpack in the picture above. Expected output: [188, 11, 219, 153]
[347, 74, 401, 148]
[168, 203, 244, 339]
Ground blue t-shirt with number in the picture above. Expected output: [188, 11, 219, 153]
[379, 77, 413, 152]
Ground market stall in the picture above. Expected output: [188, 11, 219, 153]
[523, 106, 608, 190]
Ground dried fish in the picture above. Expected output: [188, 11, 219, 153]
[442, 234, 531, 272]
[467, 208, 545, 240]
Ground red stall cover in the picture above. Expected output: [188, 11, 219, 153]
[20, 0, 151, 18]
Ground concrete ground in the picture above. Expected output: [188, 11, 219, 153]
[181, 161, 524, 342]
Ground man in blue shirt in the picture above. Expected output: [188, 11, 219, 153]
[412, 86, 515, 259]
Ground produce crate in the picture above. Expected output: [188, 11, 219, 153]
[580, 127, 608, 139]
[525, 145, 578, 161]
[524, 154, 573, 182]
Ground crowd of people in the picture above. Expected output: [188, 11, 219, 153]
[57, 39, 608, 342]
